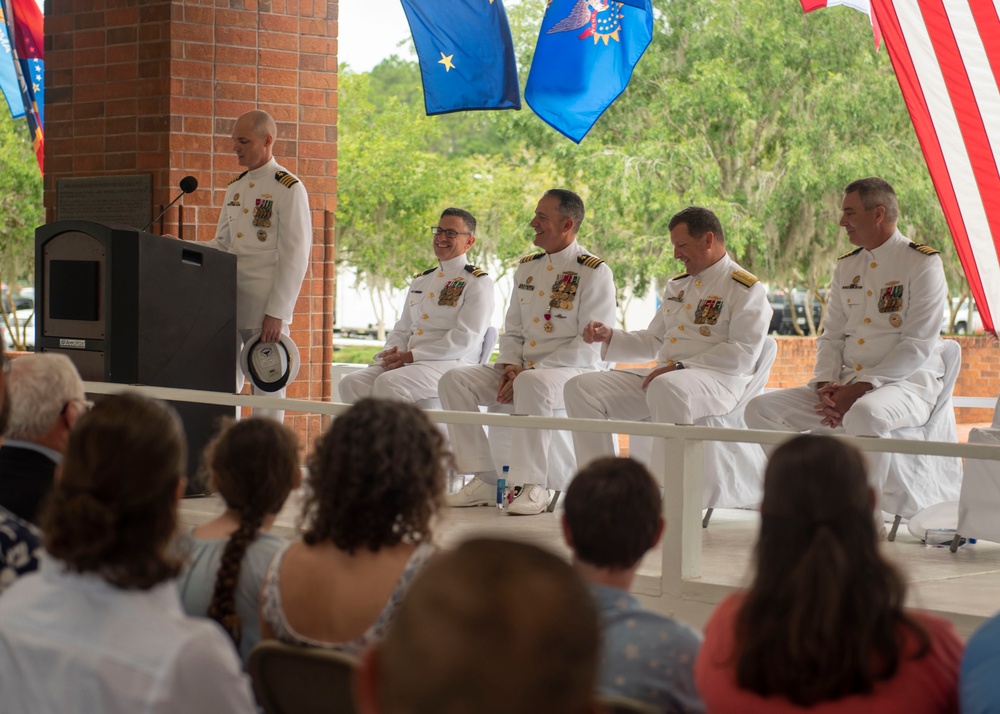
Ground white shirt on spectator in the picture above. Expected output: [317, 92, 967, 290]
[0, 552, 256, 714]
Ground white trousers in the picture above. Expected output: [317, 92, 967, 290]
[236, 327, 288, 423]
[564, 368, 740, 469]
[338, 361, 463, 404]
[438, 364, 588, 490]
[744, 384, 933, 492]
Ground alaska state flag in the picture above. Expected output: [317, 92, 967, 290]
[400, 0, 520, 115]
[525, 0, 653, 143]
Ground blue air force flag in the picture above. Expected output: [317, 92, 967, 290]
[525, 0, 653, 143]
[400, 0, 520, 115]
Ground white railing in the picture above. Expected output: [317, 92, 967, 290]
[81, 381, 1000, 612]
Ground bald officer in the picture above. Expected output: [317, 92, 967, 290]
[745, 177, 948, 497]
[338, 208, 494, 403]
[564, 206, 770, 469]
[205, 109, 311, 422]
[440, 189, 616, 515]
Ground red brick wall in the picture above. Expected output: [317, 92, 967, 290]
[766, 336, 999, 424]
[44, 0, 338, 448]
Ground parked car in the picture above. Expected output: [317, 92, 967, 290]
[768, 290, 825, 335]
[3, 309, 35, 351]
[941, 297, 983, 335]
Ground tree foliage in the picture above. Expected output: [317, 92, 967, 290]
[336, 0, 957, 333]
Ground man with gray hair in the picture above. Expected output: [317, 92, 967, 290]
[0, 353, 86, 524]
[745, 177, 948, 500]
[205, 109, 312, 422]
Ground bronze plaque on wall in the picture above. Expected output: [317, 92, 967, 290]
[55, 174, 152, 228]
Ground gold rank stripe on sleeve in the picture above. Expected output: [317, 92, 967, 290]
[670, 272, 690, 281]
[839, 247, 863, 260]
[274, 171, 300, 188]
[228, 171, 248, 186]
[909, 242, 941, 256]
[731, 269, 759, 288]
[576, 254, 605, 269]
[519, 252, 546, 263]
[464, 265, 488, 277]
[413, 266, 437, 278]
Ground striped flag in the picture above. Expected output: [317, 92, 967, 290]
[805, 0, 1000, 335]
[2, 0, 43, 173]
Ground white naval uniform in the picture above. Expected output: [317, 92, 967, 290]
[205, 157, 311, 421]
[745, 229, 948, 492]
[338, 255, 495, 403]
[438, 240, 616, 490]
[565, 253, 770, 469]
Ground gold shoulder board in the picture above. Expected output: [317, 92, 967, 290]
[731, 269, 759, 288]
[519, 253, 545, 263]
[228, 171, 248, 186]
[576, 254, 605, 269]
[275, 170, 300, 188]
[464, 265, 488, 277]
[670, 272, 690, 281]
[413, 266, 437, 278]
[909, 242, 940, 256]
[838, 247, 863, 260]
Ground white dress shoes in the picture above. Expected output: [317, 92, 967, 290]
[506, 484, 554, 516]
[445, 476, 496, 508]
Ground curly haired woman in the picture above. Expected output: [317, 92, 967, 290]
[259, 398, 447, 653]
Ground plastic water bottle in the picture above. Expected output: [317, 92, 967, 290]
[497, 466, 509, 510]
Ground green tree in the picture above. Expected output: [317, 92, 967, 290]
[0, 111, 42, 349]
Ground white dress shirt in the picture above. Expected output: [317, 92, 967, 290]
[813, 229, 947, 403]
[205, 157, 312, 330]
[0, 553, 256, 714]
[498, 240, 617, 369]
[384, 254, 494, 363]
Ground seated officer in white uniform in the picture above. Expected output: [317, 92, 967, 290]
[440, 189, 617, 515]
[564, 206, 770, 469]
[205, 109, 311, 423]
[338, 208, 494, 403]
[745, 177, 948, 497]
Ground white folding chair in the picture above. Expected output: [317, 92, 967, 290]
[950, 392, 1000, 550]
[631, 337, 778, 526]
[883, 339, 962, 540]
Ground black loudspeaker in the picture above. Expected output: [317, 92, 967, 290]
[34, 221, 238, 490]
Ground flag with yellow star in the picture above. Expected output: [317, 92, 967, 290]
[400, 0, 520, 115]
[525, 0, 652, 143]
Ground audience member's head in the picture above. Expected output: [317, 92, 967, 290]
[301, 398, 446, 554]
[357, 538, 600, 714]
[564, 457, 663, 571]
[734, 434, 927, 705]
[42, 392, 187, 590]
[203, 418, 300, 644]
[4, 353, 85, 449]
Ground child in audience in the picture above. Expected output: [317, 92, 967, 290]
[0, 393, 255, 713]
[259, 398, 446, 653]
[695, 434, 962, 713]
[177, 418, 300, 663]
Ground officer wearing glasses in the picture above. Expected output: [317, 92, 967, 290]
[338, 208, 494, 404]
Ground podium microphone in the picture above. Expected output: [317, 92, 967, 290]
[143, 176, 199, 233]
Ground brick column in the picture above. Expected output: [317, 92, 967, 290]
[44, 0, 338, 448]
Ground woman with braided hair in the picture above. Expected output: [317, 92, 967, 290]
[177, 417, 300, 663]
[0, 392, 255, 713]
